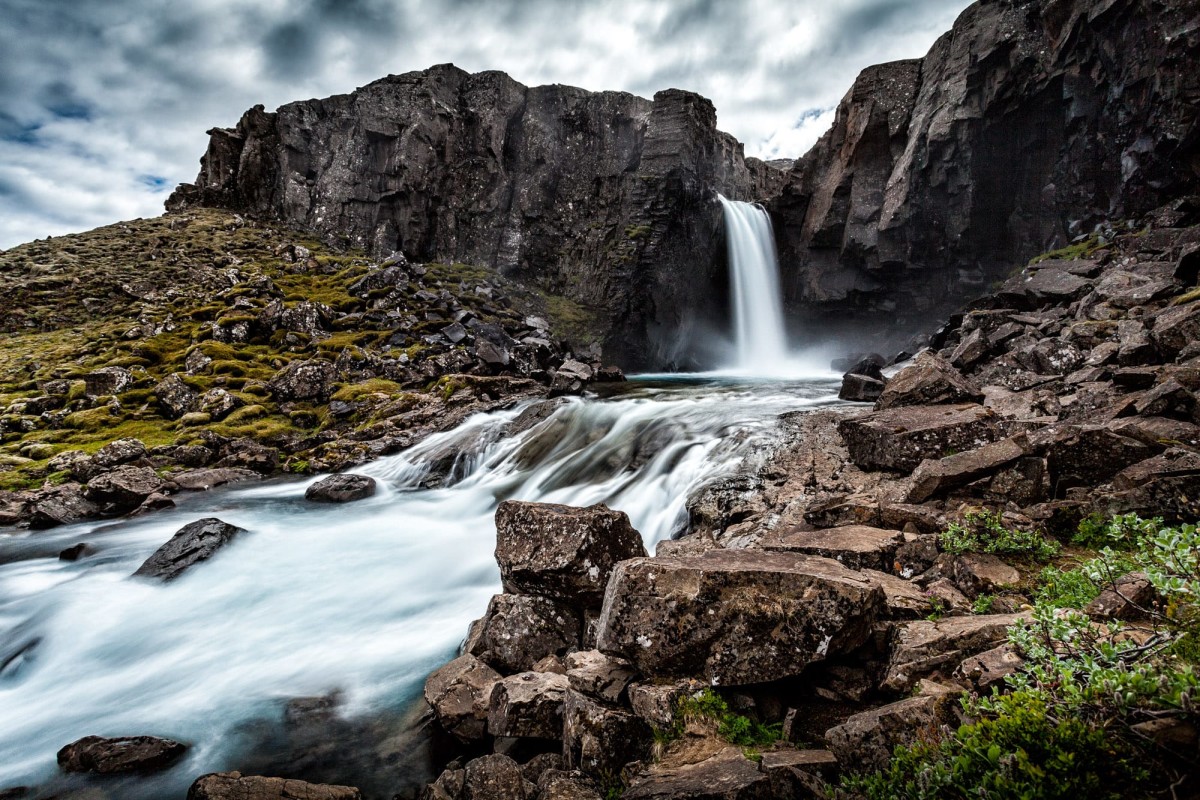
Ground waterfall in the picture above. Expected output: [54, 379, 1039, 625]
[718, 195, 789, 372]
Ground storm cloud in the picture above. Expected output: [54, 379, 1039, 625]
[0, 0, 971, 248]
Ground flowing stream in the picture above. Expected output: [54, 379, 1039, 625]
[0, 377, 842, 798]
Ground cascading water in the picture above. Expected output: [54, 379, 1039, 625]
[0, 378, 842, 799]
[718, 195, 790, 372]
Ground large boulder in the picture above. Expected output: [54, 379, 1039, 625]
[1044, 425, 1157, 494]
[305, 473, 377, 503]
[875, 352, 982, 410]
[423, 654, 502, 743]
[596, 550, 885, 685]
[84, 466, 168, 512]
[906, 436, 1026, 502]
[57, 735, 188, 774]
[269, 359, 338, 402]
[84, 366, 133, 397]
[155, 373, 200, 419]
[623, 746, 783, 800]
[882, 613, 1028, 692]
[1152, 303, 1200, 357]
[487, 671, 570, 739]
[564, 650, 637, 704]
[460, 754, 531, 800]
[133, 518, 248, 581]
[759, 525, 905, 572]
[495, 501, 647, 608]
[187, 771, 361, 799]
[23, 483, 99, 529]
[825, 694, 960, 775]
[562, 689, 653, 779]
[466, 594, 581, 673]
[838, 403, 1009, 473]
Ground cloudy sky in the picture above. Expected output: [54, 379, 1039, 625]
[0, 0, 973, 249]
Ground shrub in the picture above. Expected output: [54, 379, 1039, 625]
[939, 511, 1059, 561]
[662, 689, 782, 749]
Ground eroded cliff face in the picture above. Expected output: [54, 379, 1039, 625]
[769, 0, 1200, 346]
[169, 64, 785, 369]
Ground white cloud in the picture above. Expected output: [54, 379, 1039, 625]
[0, 0, 973, 249]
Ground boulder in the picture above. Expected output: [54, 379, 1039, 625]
[539, 771, 602, 800]
[133, 518, 248, 581]
[83, 366, 133, 397]
[461, 754, 531, 800]
[1084, 571, 1157, 620]
[155, 373, 200, 419]
[423, 654, 502, 743]
[187, 771, 361, 800]
[949, 328, 988, 370]
[466, 594, 581, 673]
[596, 550, 885, 685]
[1152, 303, 1200, 357]
[199, 388, 242, 421]
[861, 569, 935, 619]
[1016, 267, 1093, 305]
[759, 525, 905, 572]
[173, 468, 262, 491]
[84, 466, 168, 512]
[1045, 426, 1156, 493]
[907, 436, 1026, 502]
[838, 403, 1008, 472]
[488, 671, 570, 739]
[24, 483, 99, 529]
[305, 474, 377, 503]
[951, 553, 1020, 596]
[1135, 379, 1197, 419]
[627, 680, 701, 730]
[550, 360, 593, 395]
[839, 373, 886, 402]
[622, 746, 779, 800]
[495, 501, 647, 607]
[562, 689, 653, 779]
[269, 359, 338, 402]
[825, 694, 959, 774]
[564, 650, 637, 704]
[91, 438, 148, 472]
[57, 735, 187, 774]
[875, 352, 982, 410]
[882, 613, 1028, 692]
[955, 643, 1023, 692]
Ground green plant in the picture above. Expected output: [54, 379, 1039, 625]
[939, 511, 1060, 561]
[1072, 512, 1160, 549]
[971, 594, 996, 615]
[664, 689, 782, 749]
[1033, 565, 1102, 609]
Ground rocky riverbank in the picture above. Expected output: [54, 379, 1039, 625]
[406, 198, 1200, 799]
[0, 209, 623, 531]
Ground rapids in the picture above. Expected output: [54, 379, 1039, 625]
[0, 376, 842, 798]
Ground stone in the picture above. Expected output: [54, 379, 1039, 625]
[893, 534, 940, 578]
[1084, 571, 1158, 620]
[58, 543, 92, 561]
[596, 550, 885, 685]
[84, 466, 168, 512]
[839, 373, 886, 402]
[24, 484, 99, 529]
[1152, 303, 1200, 357]
[882, 613, 1028, 692]
[269, 359, 338, 402]
[838, 403, 1008, 473]
[564, 650, 637, 704]
[825, 694, 959, 774]
[562, 689, 652, 778]
[57, 735, 187, 774]
[1045, 426, 1156, 494]
[91, 438, 148, 472]
[488, 671, 570, 739]
[424, 654, 502, 743]
[622, 746, 777, 800]
[83, 366, 133, 397]
[466, 594, 581, 674]
[441, 321, 469, 344]
[187, 771, 361, 800]
[199, 388, 242, 421]
[1135, 379, 1197, 420]
[627, 680, 702, 730]
[538, 771, 602, 800]
[155, 373, 200, 419]
[461, 754, 530, 800]
[133, 518, 248, 581]
[173, 468, 262, 491]
[550, 360, 593, 396]
[305, 474, 377, 503]
[875, 352, 982, 410]
[951, 553, 1020, 596]
[907, 436, 1027, 502]
[759, 525, 905, 572]
[861, 569, 935, 619]
[955, 643, 1023, 691]
[495, 501, 647, 608]
[1018, 267, 1094, 305]
[949, 328, 988, 370]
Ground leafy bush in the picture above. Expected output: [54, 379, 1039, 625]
[1072, 512, 1160, 549]
[1033, 565, 1102, 609]
[939, 511, 1060, 561]
[666, 689, 782, 748]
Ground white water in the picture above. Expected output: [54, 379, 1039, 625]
[719, 195, 790, 373]
[0, 378, 841, 797]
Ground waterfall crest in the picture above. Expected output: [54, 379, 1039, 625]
[719, 195, 789, 372]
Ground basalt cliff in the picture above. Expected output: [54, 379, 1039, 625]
[170, 0, 1200, 368]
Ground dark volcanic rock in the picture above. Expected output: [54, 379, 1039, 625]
[133, 518, 247, 581]
[84, 466, 168, 512]
[875, 353, 982, 410]
[465, 594, 581, 674]
[487, 671, 570, 739]
[305, 473, 377, 503]
[57, 735, 187, 774]
[187, 771, 361, 799]
[169, 65, 785, 370]
[268, 359, 338, 402]
[494, 501, 647, 607]
[24, 484, 99, 529]
[424, 654, 501, 743]
[596, 549, 884, 685]
[838, 403, 1008, 473]
[825, 694, 959, 775]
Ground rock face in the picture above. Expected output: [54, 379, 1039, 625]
[133, 518, 248, 581]
[57, 735, 188, 774]
[768, 0, 1200, 349]
[494, 501, 647, 607]
[596, 549, 885, 685]
[169, 64, 786, 369]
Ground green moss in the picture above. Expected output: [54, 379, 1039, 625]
[331, 379, 402, 403]
[1029, 235, 1109, 265]
[1171, 286, 1200, 306]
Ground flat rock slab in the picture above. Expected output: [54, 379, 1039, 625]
[825, 694, 959, 774]
[623, 746, 776, 800]
[760, 525, 905, 571]
[133, 518, 247, 582]
[188, 771, 361, 799]
[173, 468, 262, 491]
[838, 403, 1009, 473]
[882, 613, 1028, 692]
[861, 569, 933, 619]
[495, 501, 647, 607]
[305, 473, 377, 503]
[876, 352, 982, 410]
[596, 550, 885, 686]
[907, 436, 1026, 502]
[57, 735, 187, 774]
